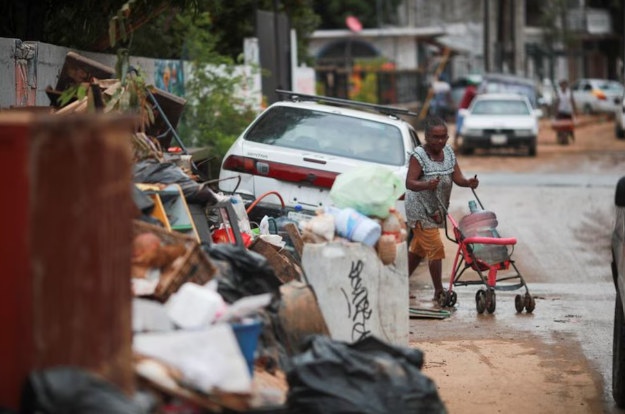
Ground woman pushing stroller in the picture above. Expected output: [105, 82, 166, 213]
[406, 117, 479, 300]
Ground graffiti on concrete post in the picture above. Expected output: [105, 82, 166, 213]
[341, 260, 372, 342]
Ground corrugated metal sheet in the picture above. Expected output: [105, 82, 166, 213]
[0, 113, 135, 408]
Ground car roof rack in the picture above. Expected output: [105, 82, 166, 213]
[275, 89, 418, 117]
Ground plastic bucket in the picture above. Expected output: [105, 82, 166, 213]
[231, 320, 263, 376]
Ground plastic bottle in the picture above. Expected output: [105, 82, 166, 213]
[325, 206, 381, 247]
[459, 200, 508, 264]
[382, 208, 402, 243]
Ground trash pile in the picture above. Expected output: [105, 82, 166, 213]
[299, 166, 408, 266]
[5, 51, 446, 413]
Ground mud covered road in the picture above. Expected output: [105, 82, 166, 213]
[410, 118, 625, 413]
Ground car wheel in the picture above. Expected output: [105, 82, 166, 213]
[614, 288, 625, 407]
[528, 142, 537, 157]
[616, 122, 625, 139]
[583, 104, 593, 115]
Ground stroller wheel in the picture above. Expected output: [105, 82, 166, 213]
[475, 290, 487, 314]
[525, 294, 536, 313]
[486, 289, 496, 314]
[449, 291, 458, 307]
[515, 294, 525, 313]
[437, 291, 450, 307]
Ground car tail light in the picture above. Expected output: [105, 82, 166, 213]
[592, 89, 607, 100]
[223, 155, 339, 188]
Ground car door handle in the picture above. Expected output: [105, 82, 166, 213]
[303, 157, 326, 165]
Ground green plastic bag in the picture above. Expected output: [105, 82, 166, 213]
[330, 166, 405, 218]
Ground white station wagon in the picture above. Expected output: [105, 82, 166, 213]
[219, 92, 421, 220]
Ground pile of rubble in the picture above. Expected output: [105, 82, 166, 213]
[5, 51, 447, 414]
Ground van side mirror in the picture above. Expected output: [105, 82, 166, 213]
[616, 177, 625, 207]
[533, 109, 544, 118]
[459, 108, 469, 117]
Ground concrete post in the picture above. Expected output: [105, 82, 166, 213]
[515, 0, 526, 76]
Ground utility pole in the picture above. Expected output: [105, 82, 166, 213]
[484, 0, 490, 72]
[272, 0, 282, 91]
[510, 0, 516, 74]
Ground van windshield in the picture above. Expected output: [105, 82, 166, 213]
[245, 106, 406, 166]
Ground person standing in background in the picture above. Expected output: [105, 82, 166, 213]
[554, 80, 577, 140]
[453, 80, 478, 148]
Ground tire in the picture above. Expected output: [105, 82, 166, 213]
[486, 289, 496, 314]
[528, 142, 537, 157]
[616, 122, 625, 139]
[583, 104, 593, 115]
[613, 289, 625, 407]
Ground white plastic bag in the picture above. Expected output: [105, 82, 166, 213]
[330, 166, 405, 218]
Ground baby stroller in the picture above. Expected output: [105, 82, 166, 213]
[436, 189, 535, 314]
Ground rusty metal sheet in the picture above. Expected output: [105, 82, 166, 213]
[0, 112, 135, 408]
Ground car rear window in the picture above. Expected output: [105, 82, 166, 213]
[471, 100, 530, 115]
[245, 106, 405, 166]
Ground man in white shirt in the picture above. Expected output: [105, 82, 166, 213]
[555, 80, 577, 140]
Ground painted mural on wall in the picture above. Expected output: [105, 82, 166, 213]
[155, 60, 185, 97]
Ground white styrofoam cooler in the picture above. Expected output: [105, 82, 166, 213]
[302, 242, 409, 346]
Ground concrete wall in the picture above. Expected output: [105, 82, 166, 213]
[0, 37, 266, 112]
[1, 37, 162, 108]
[0, 38, 16, 108]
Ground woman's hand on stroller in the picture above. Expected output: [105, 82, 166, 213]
[467, 176, 479, 189]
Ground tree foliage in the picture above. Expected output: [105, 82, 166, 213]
[0, 0, 198, 51]
[176, 11, 258, 177]
[0, 0, 320, 63]
[131, 0, 319, 63]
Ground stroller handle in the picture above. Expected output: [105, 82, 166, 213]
[464, 236, 517, 246]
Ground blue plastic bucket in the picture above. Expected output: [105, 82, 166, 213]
[231, 320, 263, 376]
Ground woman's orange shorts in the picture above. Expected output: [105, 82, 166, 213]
[409, 222, 445, 261]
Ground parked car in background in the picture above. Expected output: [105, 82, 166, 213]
[571, 78, 623, 114]
[459, 93, 541, 156]
[477, 73, 539, 108]
[612, 177, 625, 407]
[614, 96, 625, 139]
[219, 92, 421, 221]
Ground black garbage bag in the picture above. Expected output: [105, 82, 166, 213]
[203, 244, 282, 303]
[133, 159, 217, 205]
[20, 367, 140, 414]
[202, 244, 291, 371]
[287, 336, 447, 414]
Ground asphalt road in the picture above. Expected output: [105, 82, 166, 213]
[409, 119, 625, 413]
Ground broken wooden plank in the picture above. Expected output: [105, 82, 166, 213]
[250, 238, 300, 284]
[55, 97, 87, 115]
[284, 223, 304, 260]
